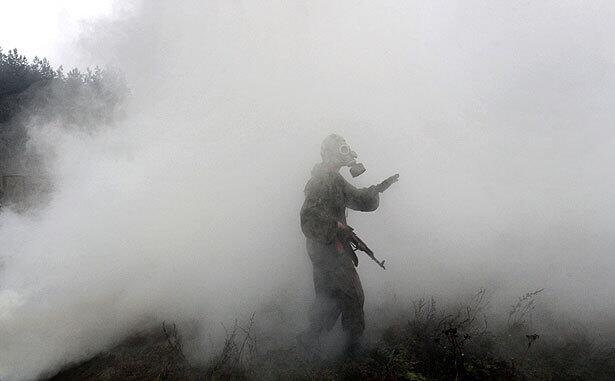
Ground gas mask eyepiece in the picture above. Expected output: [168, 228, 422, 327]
[338, 144, 351, 156]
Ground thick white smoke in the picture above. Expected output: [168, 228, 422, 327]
[2, 1, 615, 379]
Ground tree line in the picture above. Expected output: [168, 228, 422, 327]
[0, 47, 129, 174]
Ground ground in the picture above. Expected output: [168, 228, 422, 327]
[43, 290, 615, 380]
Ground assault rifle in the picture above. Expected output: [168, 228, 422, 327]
[346, 226, 386, 270]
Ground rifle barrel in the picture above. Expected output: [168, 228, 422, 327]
[349, 231, 386, 270]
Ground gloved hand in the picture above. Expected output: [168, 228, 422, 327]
[375, 173, 399, 193]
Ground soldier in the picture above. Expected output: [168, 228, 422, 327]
[300, 134, 399, 354]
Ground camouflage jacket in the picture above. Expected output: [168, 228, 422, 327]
[300, 163, 379, 267]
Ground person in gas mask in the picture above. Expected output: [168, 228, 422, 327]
[300, 134, 399, 354]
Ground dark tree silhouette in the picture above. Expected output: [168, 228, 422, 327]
[0, 47, 129, 173]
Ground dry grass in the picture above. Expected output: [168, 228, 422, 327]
[44, 290, 615, 381]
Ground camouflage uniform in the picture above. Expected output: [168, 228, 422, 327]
[300, 162, 379, 341]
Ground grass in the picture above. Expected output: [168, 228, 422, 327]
[44, 289, 615, 380]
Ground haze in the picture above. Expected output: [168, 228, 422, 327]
[1, 1, 614, 379]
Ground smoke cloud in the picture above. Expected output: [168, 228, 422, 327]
[2, 1, 615, 379]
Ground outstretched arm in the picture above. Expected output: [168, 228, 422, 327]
[343, 181, 380, 211]
[375, 174, 399, 193]
[344, 173, 399, 211]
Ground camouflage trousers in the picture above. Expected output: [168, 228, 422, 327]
[309, 260, 365, 341]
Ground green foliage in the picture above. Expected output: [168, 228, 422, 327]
[0, 47, 129, 173]
[403, 372, 428, 381]
[0, 47, 126, 100]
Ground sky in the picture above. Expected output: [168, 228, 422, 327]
[0, 0, 131, 67]
[1, 1, 615, 379]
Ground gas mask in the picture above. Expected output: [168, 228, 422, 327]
[337, 142, 366, 178]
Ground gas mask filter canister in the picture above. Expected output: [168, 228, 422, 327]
[349, 162, 366, 177]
